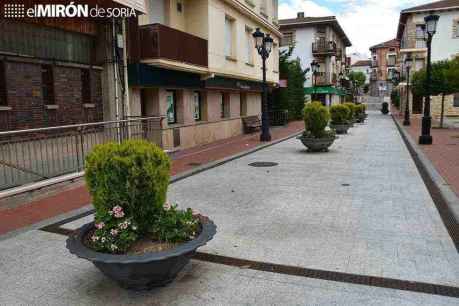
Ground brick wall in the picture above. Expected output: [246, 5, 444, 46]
[1, 60, 103, 131]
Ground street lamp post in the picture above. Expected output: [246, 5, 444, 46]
[310, 60, 320, 101]
[253, 28, 273, 142]
[419, 14, 439, 145]
[403, 54, 413, 126]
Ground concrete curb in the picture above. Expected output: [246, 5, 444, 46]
[392, 116, 459, 224]
[0, 130, 303, 241]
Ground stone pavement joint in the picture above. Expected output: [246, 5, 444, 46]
[39, 224, 459, 299]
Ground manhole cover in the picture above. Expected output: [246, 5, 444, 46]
[248, 162, 279, 167]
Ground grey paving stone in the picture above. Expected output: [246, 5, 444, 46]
[167, 112, 459, 286]
[0, 230, 457, 306]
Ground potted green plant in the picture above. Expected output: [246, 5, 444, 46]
[329, 104, 351, 134]
[297, 101, 336, 152]
[343, 102, 356, 126]
[355, 104, 367, 123]
[66, 140, 216, 290]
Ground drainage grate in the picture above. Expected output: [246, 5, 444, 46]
[248, 162, 279, 167]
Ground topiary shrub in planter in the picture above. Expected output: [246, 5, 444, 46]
[329, 104, 351, 134]
[297, 102, 336, 152]
[355, 104, 367, 123]
[343, 102, 356, 126]
[66, 140, 216, 290]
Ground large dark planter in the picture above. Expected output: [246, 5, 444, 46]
[381, 102, 389, 115]
[66, 216, 216, 290]
[297, 135, 336, 152]
[330, 123, 350, 134]
[356, 114, 366, 123]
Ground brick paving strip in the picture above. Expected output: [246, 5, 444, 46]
[0, 121, 304, 237]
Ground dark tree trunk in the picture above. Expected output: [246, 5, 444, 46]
[440, 94, 445, 128]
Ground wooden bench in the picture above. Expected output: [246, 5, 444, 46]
[242, 115, 262, 134]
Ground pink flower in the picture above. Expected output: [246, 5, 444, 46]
[164, 203, 172, 211]
[110, 229, 119, 236]
[112, 206, 125, 218]
[95, 222, 105, 229]
[91, 235, 99, 242]
[118, 220, 130, 230]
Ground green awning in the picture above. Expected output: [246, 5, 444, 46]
[304, 86, 347, 96]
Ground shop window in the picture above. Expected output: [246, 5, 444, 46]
[193, 91, 202, 121]
[41, 65, 55, 105]
[81, 69, 91, 104]
[220, 93, 230, 118]
[0, 61, 6, 106]
[240, 93, 247, 116]
[166, 90, 177, 124]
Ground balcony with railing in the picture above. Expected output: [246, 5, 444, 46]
[370, 72, 378, 81]
[139, 23, 208, 68]
[314, 72, 333, 86]
[371, 60, 379, 68]
[312, 40, 337, 55]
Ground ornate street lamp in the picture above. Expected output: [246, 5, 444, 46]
[419, 14, 439, 145]
[404, 54, 413, 126]
[253, 28, 273, 142]
[310, 60, 320, 101]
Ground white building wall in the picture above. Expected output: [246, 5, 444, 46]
[281, 27, 315, 87]
[411, 10, 459, 62]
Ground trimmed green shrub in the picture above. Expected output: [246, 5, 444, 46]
[85, 140, 199, 253]
[343, 102, 356, 120]
[330, 104, 350, 125]
[354, 104, 366, 116]
[303, 101, 331, 138]
[85, 140, 171, 232]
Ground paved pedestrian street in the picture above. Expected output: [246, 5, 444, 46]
[1, 113, 458, 305]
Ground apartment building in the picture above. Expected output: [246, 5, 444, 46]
[278, 13, 351, 106]
[128, 0, 281, 150]
[396, 0, 459, 118]
[368, 39, 400, 97]
[0, 1, 145, 131]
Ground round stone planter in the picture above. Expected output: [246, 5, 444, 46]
[66, 215, 216, 290]
[297, 135, 336, 152]
[330, 123, 350, 134]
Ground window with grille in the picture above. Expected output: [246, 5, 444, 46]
[41, 65, 55, 105]
[81, 69, 91, 104]
[0, 20, 95, 64]
[0, 61, 6, 106]
[281, 32, 294, 46]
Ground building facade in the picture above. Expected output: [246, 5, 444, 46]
[128, 0, 281, 150]
[278, 13, 351, 106]
[0, 1, 145, 132]
[368, 39, 400, 97]
[396, 0, 459, 118]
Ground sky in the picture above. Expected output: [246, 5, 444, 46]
[278, 0, 431, 58]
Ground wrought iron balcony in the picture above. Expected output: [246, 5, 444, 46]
[312, 40, 337, 55]
[139, 23, 208, 68]
[371, 60, 379, 68]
